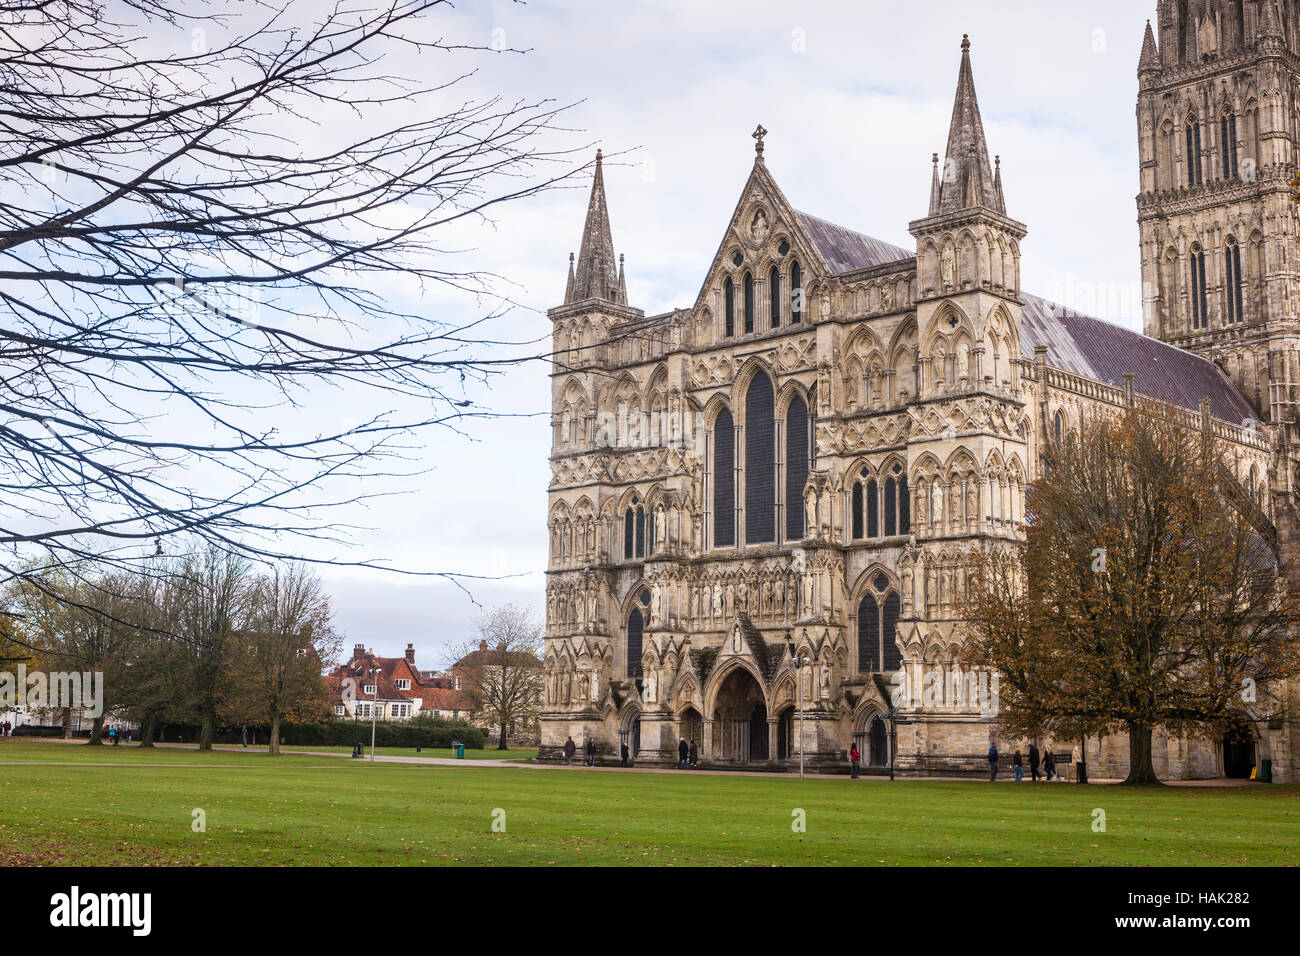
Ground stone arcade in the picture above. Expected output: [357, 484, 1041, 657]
[541, 9, 1300, 780]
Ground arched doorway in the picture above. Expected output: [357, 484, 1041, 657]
[713, 666, 768, 763]
[1222, 715, 1256, 779]
[776, 707, 793, 761]
[678, 707, 702, 749]
[868, 715, 890, 767]
[619, 711, 641, 761]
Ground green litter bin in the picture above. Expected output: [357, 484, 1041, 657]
[1260, 759, 1272, 783]
[455, 742, 465, 759]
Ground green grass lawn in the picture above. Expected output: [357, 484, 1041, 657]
[1, 739, 1296, 866]
[132, 742, 537, 762]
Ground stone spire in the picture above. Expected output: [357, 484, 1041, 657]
[1259, 0, 1284, 46]
[928, 152, 941, 215]
[936, 35, 1005, 216]
[1138, 20, 1159, 74]
[566, 149, 626, 305]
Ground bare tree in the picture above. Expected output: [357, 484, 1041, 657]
[449, 603, 542, 750]
[0, 0, 584, 598]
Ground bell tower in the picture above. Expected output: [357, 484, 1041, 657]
[1137, 1, 1300, 425]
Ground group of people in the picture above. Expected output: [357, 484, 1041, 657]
[988, 742, 1072, 782]
[0, 720, 11, 736]
[105, 725, 133, 745]
[561, 734, 700, 770]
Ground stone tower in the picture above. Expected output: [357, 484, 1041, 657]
[1136, 1, 1300, 427]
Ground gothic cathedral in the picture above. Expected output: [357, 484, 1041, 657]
[542, 4, 1299, 781]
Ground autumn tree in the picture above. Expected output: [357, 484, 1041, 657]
[449, 604, 543, 750]
[242, 562, 339, 754]
[962, 403, 1300, 784]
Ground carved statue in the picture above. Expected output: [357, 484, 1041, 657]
[881, 285, 894, 311]
[941, 246, 955, 288]
[802, 572, 815, 617]
[650, 583, 662, 623]
[644, 671, 657, 703]
[957, 343, 970, 381]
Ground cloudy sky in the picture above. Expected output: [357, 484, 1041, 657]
[319, 0, 1158, 666]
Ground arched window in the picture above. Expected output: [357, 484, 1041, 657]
[884, 476, 897, 537]
[882, 592, 901, 670]
[724, 278, 735, 338]
[857, 593, 879, 673]
[769, 265, 781, 329]
[790, 261, 803, 324]
[624, 497, 646, 560]
[851, 479, 864, 539]
[866, 478, 879, 538]
[785, 395, 808, 540]
[743, 272, 755, 334]
[713, 408, 735, 547]
[745, 371, 775, 544]
[626, 601, 645, 678]
[1225, 238, 1244, 324]
[1221, 112, 1239, 178]
[1053, 410, 1064, 442]
[899, 470, 910, 534]
[1190, 246, 1209, 329]
[1185, 117, 1203, 186]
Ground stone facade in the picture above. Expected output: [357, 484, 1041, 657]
[540, 15, 1299, 780]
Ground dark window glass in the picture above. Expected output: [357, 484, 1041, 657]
[635, 506, 645, 558]
[791, 262, 802, 323]
[714, 408, 735, 547]
[646, 508, 656, 555]
[866, 479, 879, 538]
[785, 395, 808, 540]
[1186, 119, 1203, 186]
[851, 481, 864, 539]
[1191, 249, 1208, 329]
[899, 475, 910, 533]
[884, 477, 897, 536]
[1221, 114, 1238, 178]
[882, 593, 901, 671]
[857, 594, 879, 673]
[745, 372, 775, 544]
[724, 278, 735, 337]
[769, 266, 781, 328]
[623, 508, 634, 560]
[626, 608, 644, 678]
[743, 272, 754, 334]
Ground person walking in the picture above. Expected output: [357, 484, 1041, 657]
[677, 737, 689, 770]
[585, 736, 596, 767]
[1013, 749, 1024, 782]
[240, 724, 248, 748]
[1028, 743, 1040, 782]
[1044, 749, 1056, 781]
[688, 738, 698, 768]
[987, 742, 999, 781]
[563, 735, 576, 765]
[620, 740, 630, 767]
[849, 743, 861, 779]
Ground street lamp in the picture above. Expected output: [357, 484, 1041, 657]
[369, 665, 379, 762]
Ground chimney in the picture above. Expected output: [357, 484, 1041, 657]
[352, 643, 365, 661]
[405, 643, 416, 664]
[479, 639, 488, 653]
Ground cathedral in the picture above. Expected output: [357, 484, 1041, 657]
[541, 1, 1300, 781]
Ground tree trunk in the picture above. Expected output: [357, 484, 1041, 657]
[87, 713, 104, 745]
[62, 706, 73, 739]
[199, 711, 215, 751]
[139, 714, 155, 748]
[497, 721, 508, 751]
[270, 709, 280, 756]
[1123, 721, 1161, 785]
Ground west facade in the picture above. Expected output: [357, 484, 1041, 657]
[542, 8, 1300, 781]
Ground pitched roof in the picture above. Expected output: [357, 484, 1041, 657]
[1019, 293, 1254, 422]
[795, 210, 911, 273]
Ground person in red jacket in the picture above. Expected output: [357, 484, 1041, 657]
[849, 743, 861, 779]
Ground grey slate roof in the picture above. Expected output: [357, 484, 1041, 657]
[1019, 293, 1254, 423]
[795, 210, 912, 273]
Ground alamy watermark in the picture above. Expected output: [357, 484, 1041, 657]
[0, 665, 104, 718]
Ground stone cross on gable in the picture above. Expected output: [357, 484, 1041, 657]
[752, 124, 767, 156]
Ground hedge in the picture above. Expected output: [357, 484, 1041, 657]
[153, 718, 485, 750]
